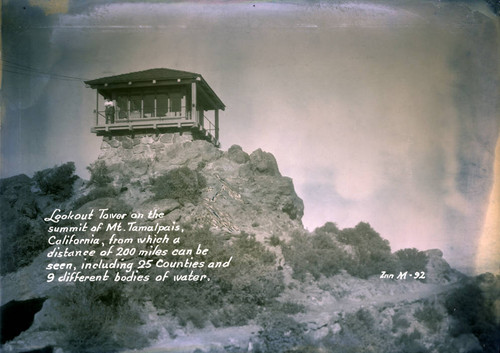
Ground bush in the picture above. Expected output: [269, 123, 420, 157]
[137, 226, 284, 329]
[343, 308, 375, 333]
[268, 234, 280, 246]
[414, 302, 443, 332]
[396, 330, 426, 353]
[392, 312, 411, 332]
[339, 222, 396, 278]
[282, 230, 348, 281]
[87, 160, 112, 187]
[34, 162, 78, 200]
[275, 301, 306, 315]
[282, 222, 397, 280]
[0, 219, 48, 274]
[321, 309, 387, 353]
[257, 313, 307, 353]
[151, 167, 206, 203]
[395, 248, 428, 274]
[314, 222, 340, 235]
[211, 303, 259, 327]
[73, 185, 118, 209]
[445, 281, 500, 352]
[54, 282, 147, 353]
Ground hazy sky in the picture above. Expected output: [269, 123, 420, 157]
[2, 0, 499, 273]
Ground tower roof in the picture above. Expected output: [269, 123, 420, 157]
[85, 68, 225, 110]
[84, 68, 201, 85]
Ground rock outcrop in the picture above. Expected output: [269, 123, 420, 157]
[1, 135, 497, 353]
[96, 133, 304, 240]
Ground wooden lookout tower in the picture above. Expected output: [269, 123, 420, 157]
[85, 68, 225, 146]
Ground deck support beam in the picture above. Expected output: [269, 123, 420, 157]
[95, 91, 99, 125]
[215, 109, 219, 141]
[191, 82, 198, 124]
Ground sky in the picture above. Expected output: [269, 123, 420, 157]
[1, 0, 499, 274]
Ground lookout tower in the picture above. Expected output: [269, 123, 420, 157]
[85, 68, 225, 146]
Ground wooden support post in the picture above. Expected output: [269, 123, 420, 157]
[181, 96, 186, 118]
[191, 82, 197, 123]
[113, 93, 117, 122]
[95, 91, 99, 125]
[215, 109, 219, 141]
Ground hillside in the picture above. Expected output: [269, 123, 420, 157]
[1, 133, 499, 353]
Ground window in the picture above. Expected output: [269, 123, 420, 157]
[130, 95, 141, 118]
[156, 93, 168, 117]
[116, 96, 128, 119]
[143, 94, 155, 118]
[171, 93, 182, 113]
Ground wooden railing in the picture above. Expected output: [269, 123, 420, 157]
[95, 107, 188, 125]
[93, 108, 219, 145]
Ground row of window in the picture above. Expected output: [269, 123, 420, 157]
[115, 93, 185, 118]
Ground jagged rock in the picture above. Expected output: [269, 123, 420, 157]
[227, 145, 249, 164]
[310, 324, 329, 340]
[106, 138, 120, 148]
[121, 136, 134, 149]
[249, 149, 281, 176]
[425, 249, 463, 283]
[331, 322, 341, 334]
[159, 134, 174, 144]
[135, 199, 181, 218]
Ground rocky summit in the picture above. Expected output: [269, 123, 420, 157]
[98, 132, 304, 238]
[1, 134, 499, 353]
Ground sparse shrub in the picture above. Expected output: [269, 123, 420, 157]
[73, 185, 118, 209]
[176, 306, 206, 329]
[33, 162, 78, 199]
[395, 248, 428, 274]
[283, 222, 397, 281]
[205, 346, 247, 353]
[197, 160, 207, 170]
[211, 303, 258, 327]
[339, 222, 396, 278]
[414, 302, 443, 332]
[445, 281, 500, 352]
[277, 301, 306, 315]
[54, 282, 147, 353]
[139, 226, 283, 329]
[314, 222, 340, 235]
[257, 312, 307, 353]
[396, 330, 426, 353]
[321, 308, 389, 352]
[151, 166, 206, 203]
[282, 230, 348, 281]
[0, 219, 48, 274]
[87, 160, 112, 187]
[343, 308, 375, 333]
[392, 312, 411, 332]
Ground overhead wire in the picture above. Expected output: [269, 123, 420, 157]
[1, 59, 89, 82]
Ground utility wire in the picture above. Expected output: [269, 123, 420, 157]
[3, 59, 87, 80]
[2, 59, 89, 82]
